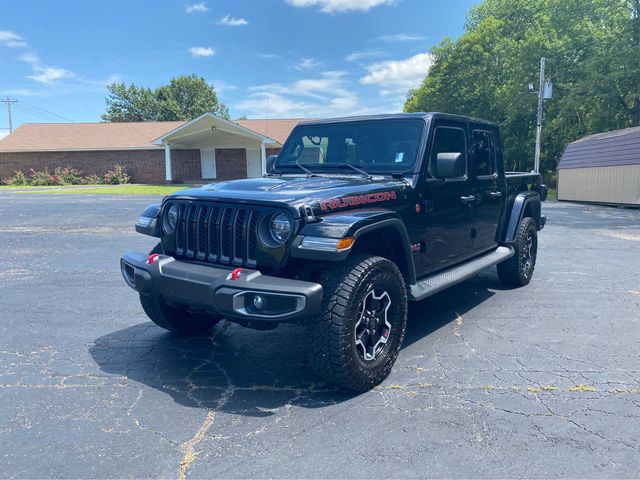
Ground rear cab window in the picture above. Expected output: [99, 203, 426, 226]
[472, 130, 496, 177]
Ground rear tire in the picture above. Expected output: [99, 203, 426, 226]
[306, 254, 408, 392]
[139, 295, 221, 335]
[497, 216, 538, 286]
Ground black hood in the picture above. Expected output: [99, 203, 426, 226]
[167, 175, 408, 217]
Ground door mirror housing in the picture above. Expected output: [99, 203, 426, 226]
[435, 152, 464, 179]
[266, 154, 278, 174]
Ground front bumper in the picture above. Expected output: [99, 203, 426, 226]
[120, 252, 322, 322]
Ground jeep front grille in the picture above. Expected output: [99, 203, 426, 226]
[173, 202, 263, 268]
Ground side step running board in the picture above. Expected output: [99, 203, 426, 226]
[409, 246, 515, 301]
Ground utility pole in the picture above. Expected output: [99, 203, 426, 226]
[1, 96, 17, 133]
[533, 57, 545, 173]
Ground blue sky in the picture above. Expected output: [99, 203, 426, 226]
[0, 0, 476, 131]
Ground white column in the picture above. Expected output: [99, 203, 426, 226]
[164, 142, 172, 182]
[260, 139, 267, 176]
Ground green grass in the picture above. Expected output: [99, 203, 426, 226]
[10, 184, 195, 195]
[547, 188, 557, 201]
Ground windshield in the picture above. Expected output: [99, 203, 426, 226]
[275, 118, 424, 174]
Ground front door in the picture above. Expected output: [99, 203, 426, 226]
[470, 128, 503, 252]
[200, 149, 216, 179]
[418, 124, 475, 275]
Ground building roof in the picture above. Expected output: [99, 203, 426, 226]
[0, 117, 313, 152]
[0, 121, 184, 152]
[234, 118, 312, 145]
[558, 125, 640, 170]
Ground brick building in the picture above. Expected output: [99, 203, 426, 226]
[0, 114, 308, 184]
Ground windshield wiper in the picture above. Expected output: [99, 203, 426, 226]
[293, 163, 316, 176]
[336, 163, 372, 179]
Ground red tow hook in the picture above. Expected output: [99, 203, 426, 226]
[230, 268, 242, 281]
[148, 253, 160, 265]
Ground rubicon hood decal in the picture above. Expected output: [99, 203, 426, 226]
[320, 191, 397, 211]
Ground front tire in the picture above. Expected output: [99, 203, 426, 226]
[139, 295, 221, 336]
[497, 216, 538, 286]
[306, 255, 408, 392]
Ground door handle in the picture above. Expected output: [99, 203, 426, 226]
[489, 191, 503, 198]
[460, 195, 476, 205]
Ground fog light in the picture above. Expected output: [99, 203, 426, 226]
[252, 294, 266, 310]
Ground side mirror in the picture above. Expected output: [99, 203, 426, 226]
[435, 152, 463, 179]
[266, 155, 278, 174]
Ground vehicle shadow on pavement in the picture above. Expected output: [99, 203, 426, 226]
[90, 274, 500, 416]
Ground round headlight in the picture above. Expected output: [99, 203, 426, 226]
[269, 213, 292, 244]
[163, 204, 178, 234]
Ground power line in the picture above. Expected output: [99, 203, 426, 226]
[559, 43, 640, 77]
[18, 99, 74, 122]
[13, 103, 61, 121]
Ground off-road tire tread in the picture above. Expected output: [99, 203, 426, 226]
[306, 254, 407, 392]
[139, 243, 220, 335]
[497, 216, 537, 286]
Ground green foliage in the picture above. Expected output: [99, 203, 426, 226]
[7, 170, 29, 186]
[102, 164, 130, 185]
[82, 174, 103, 185]
[29, 168, 60, 186]
[5, 166, 125, 186]
[405, 0, 640, 173]
[101, 75, 230, 122]
[54, 167, 83, 185]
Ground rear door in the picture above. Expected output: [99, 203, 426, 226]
[469, 127, 503, 252]
[419, 122, 475, 274]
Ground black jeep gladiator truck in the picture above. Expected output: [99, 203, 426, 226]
[121, 113, 547, 391]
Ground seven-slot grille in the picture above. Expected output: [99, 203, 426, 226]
[172, 202, 262, 268]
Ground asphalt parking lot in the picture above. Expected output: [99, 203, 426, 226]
[1, 192, 639, 478]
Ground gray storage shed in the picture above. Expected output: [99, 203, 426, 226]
[557, 126, 640, 206]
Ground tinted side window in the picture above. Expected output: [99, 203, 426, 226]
[430, 127, 466, 178]
[472, 130, 495, 176]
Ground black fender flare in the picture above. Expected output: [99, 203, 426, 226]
[135, 203, 162, 237]
[290, 210, 416, 285]
[501, 191, 541, 245]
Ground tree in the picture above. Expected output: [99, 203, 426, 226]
[405, 0, 640, 174]
[102, 75, 229, 122]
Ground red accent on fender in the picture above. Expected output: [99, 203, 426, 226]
[148, 253, 159, 265]
[230, 268, 242, 281]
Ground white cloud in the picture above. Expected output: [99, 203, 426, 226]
[0, 30, 27, 48]
[185, 2, 208, 13]
[346, 49, 385, 62]
[189, 46, 215, 57]
[209, 79, 237, 93]
[285, 0, 395, 14]
[257, 52, 281, 59]
[295, 57, 322, 70]
[360, 52, 432, 89]
[378, 33, 425, 43]
[235, 71, 364, 118]
[29, 66, 75, 84]
[218, 14, 248, 26]
[20, 53, 76, 84]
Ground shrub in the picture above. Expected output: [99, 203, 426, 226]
[29, 168, 60, 186]
[7, 170, 29, 186]
[55, 166, 83, 185]
[83, 174, 103, 185]
[103, 164, 130, 185]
